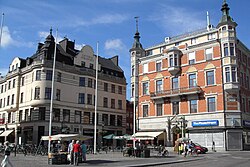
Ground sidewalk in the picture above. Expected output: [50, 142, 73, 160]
[0, 150, 206, 167]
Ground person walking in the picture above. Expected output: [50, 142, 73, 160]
[80, 141, 87, 162]
[73, 140, 81, 166]
[68, 140, 75, 165]
[1, 141, 14, 167]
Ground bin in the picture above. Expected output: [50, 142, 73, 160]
[144, 148, 150, 158]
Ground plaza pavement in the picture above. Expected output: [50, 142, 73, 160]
[0, 150, 206, 167]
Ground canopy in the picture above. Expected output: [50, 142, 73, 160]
[41, 134, 92, 141]
[103, 134, 116, 139]
[0, 130, 14, 137]
[133, 131, 163, 140]
[113, 134, 133, 140]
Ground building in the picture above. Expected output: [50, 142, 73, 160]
[130, 1, 250, 151]
[0, 29, 127, 146]
[126, 100, 134, 135]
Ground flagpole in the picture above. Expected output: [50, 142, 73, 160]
[48, 28, 58, 154]
[0, 13, 5, 47]
[94, 42, 99, 154]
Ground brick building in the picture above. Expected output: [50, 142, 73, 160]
[130, 1, 250, 150]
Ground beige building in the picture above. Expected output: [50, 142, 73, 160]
[0, 30, 127, 146]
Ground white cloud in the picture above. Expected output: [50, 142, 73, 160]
[149, 5, 206, 36]
[0, 26, 14, 47]
[75, 44, 86, 50]
[92, 14, 128, 25]
[104, 39, 125, 51]
[0, 68, 9, 76]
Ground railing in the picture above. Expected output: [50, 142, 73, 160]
[150, 86, 202, 99]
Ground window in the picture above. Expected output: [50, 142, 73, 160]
[172, 77, 179, 90]
[110, 115, 115, 126]
[117, 115, 122, 126]
[207, 97, 216, 112]
[143, 63, 148, 73]
[36, 70, 41, 80]
[75, 110, 81, 123]
[156, 61, 162, 72]
[111, 84, 115, 93]
[188, 52, 195, 64]
[0, 99, 2, 108]
[89, 63, 94, 69]
[143, 105, 148, 117]
[104, 83, 108, 91]
[146, 50, 153, 56]
[56, 89, 60, 101]
[142, 82, 149, 95]
[52, 108, 60, 122]
[118, 86, 122, 94]
[205, 48, 213, 60]
[156, 103, 162, 116]
[206, 71, 215, 85]
[87, 94, 92, 105]
[45, 87, 51, 99]
[19, 110, 23, 122]
[208, 33, 216, 40]
[131, 65, 135, 77]
[169, 54, 178, 67]
[78, 93, 85, 104]
[111, 99, 115, 109]
[88, 78, 92, 88]
[103, 97, 108, 107]
[21, 77, 25, 86]
[83, 112, 90, 124]
[131, 84, 134, 97]
[81, 61, 85, 67]
[38, 107, 45, 120]
[230, 43, 235, 56]
[8, 81, 11, 89]
[46, 70, 52, 80]
[7, 96, 10, 106]
[191, 38, 197, 44]
[190, 100, 197, 113]
[79, 77, 85, 87]
[118, 100, 122, 109]
[20, 92, 24, 103]
[57, 72, 61, 82]
[156, 80, 163, 93]
[173, 102, 179, 115]
[102, 114, 108, 125]
[225, 67, 237, 83]
[11, 94, 14, 105]
[34, 87, 40, 99]
[1, 85, 3, 93]
[63, 109, 70, 122]
[224, 43, 229, 56]
[189, 73, 197, 88]
[12, 79, 15, 88]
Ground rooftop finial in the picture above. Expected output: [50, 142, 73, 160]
[223, 0, 227, 4]
[134, 16, 139, 33]
[50, 27, 52, 35]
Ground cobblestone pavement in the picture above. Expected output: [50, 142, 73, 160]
[0, 151, 205, 167]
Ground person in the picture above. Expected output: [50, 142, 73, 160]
[73, 140, 81, 166]
[80, 141, 87, 162]
[178, 143, 183, 155]
[68, 140, 75, 165]
[1, 141, 14, 167]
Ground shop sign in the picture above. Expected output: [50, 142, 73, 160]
[243, 120, 250, 127]
[192, 120, 219, 127]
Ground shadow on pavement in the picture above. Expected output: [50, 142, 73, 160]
[85, 160, 119, 165]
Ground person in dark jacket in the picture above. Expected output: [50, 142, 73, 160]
[1, 141, 14, 167]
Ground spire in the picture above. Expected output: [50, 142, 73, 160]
[45, 27, 55, 43]
[130, 16, 143, 51]
[50, 27, 52, 35]
[217, 0, 237, 28]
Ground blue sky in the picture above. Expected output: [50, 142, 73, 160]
[0, 0, 250, 99]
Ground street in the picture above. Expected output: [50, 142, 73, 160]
[0, 151, 249, 167]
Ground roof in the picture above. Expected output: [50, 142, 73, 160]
[98, 56, 123, 73]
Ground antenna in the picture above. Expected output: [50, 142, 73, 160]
[134, 16, 139, 32]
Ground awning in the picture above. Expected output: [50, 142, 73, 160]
[0, 130, 14, 137]
[41, 134, 93, 141]
[133, 131, 164, 140]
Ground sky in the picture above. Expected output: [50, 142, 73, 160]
[0, 0, 250, 99]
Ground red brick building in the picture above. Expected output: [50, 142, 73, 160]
[130, 1, 250, 150]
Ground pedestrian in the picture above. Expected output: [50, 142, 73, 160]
[1, 141, 14, 167]
[73, 140, 81, 166]
[80, 141, 87, 162]
[68, 140, 75, 165]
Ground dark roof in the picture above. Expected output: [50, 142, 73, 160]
[98, 56, 123, 73]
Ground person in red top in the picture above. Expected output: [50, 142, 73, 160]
[73, 140, 81, 166]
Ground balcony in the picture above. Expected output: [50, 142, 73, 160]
[224, 82, 239, 92]
[168, 66, 181, 75]
[150, 86, 202, 100]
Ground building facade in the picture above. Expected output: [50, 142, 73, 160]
[0, 30, 127, 146]
[130, 1, 250, 151]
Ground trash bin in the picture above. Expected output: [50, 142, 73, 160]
[144, 148, 150, 158]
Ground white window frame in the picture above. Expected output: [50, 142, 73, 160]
[188, 52, 195, 64]
[156, 61, 162, 72]
[189, 99, 198, 113]
[156, 103, 163, 116]
[143, 63, 148, 73]
[156, 79, 163, 93]
[205, 47, 213, 60]
[224, 66, 237, 83]
[142, 82, 149, 95]
[206, 96, 217, 112]
[142, 104, 149, 117]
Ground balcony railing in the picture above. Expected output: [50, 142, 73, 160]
[150, 86, 202, 99]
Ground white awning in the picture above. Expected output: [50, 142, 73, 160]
[0, 130, 14, 137]
[133, 131, 163, 140]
